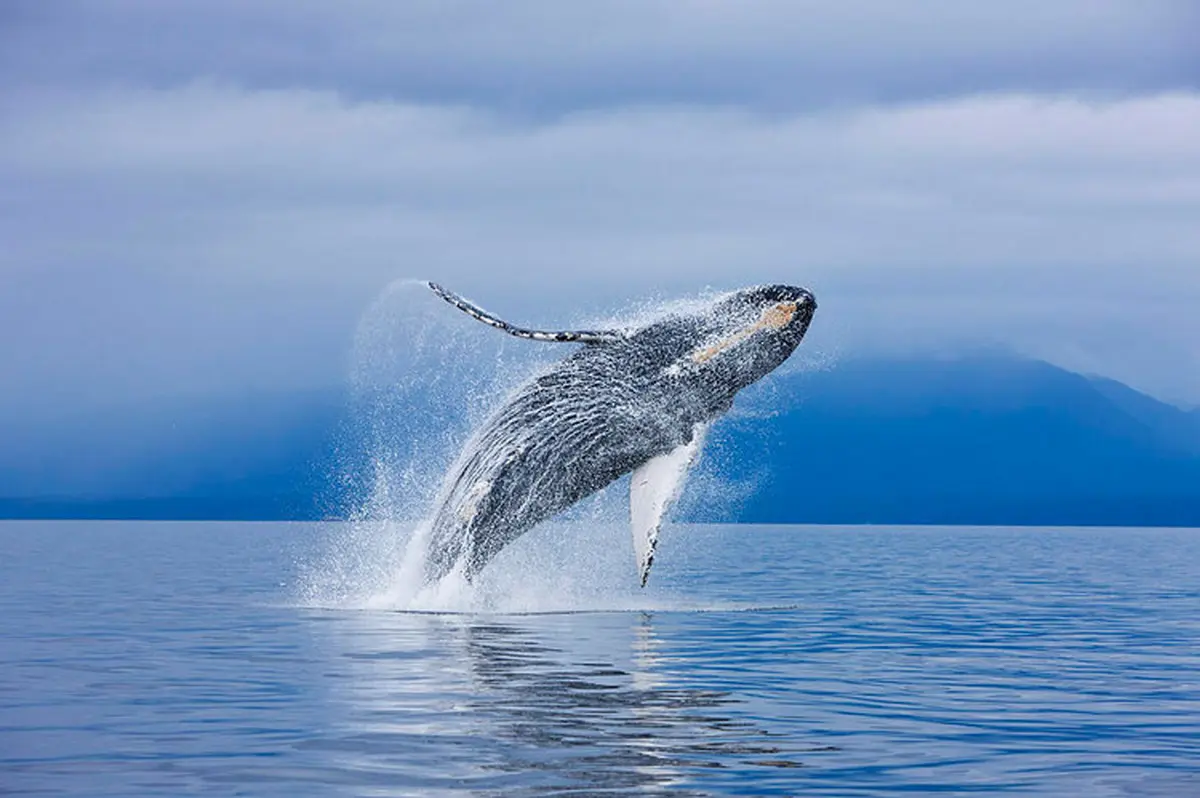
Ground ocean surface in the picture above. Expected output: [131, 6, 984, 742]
[2, 521, 1198, 796]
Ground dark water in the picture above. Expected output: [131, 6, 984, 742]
[2, 522, 1198, 796]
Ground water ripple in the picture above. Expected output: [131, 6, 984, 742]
[1, 522, 1198, 795]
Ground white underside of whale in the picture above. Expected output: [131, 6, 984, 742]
[630, 423, 708, 587]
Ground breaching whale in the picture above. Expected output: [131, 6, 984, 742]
[422, 282, 816, 586]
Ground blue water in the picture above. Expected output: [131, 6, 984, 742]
[2, 522, 1199, 796]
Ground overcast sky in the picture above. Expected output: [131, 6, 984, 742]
[2, 1, 1199, 417]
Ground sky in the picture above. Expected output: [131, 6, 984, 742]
[2, 0, 1199, 420]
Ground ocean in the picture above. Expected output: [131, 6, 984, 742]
[2, 521, 1198, 796]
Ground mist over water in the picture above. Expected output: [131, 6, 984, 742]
[299, 279, 532, 610]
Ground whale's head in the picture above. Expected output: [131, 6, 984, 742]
[679, 284, 816, 397]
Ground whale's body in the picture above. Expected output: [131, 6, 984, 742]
[422, 283, 816, 585]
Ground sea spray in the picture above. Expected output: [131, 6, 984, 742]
[299, 280, 548, 609]
[299, 280, 821, 612]
[299, 281, 708, 611]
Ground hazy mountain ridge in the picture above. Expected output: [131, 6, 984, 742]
[696, 356, 1200, 526]
[2, 355, 1198, 525]
[0, 388, 347, 519]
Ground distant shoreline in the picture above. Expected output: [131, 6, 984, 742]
[2, 502, 1198, 530]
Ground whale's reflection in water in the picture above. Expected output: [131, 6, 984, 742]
[463, 616, 808, 791]
[311, 609, 823, 795]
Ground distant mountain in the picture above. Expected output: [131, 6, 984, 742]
[0, 388, 347, 520]
[694, 356, 1200, 526]
[1, 355, 1198, 526]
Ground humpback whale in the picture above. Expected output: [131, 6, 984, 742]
[422, 282, 816, 586]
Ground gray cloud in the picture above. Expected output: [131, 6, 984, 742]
[2, 1, 1196, 112]
[1, 3, 1198, 424]
[2, 85, 1198, 409]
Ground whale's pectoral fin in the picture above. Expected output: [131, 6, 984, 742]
[429, 282, 625, 344]
[630, 425, 708, 587]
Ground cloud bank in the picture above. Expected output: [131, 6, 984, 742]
[1, 2, 1197, 417]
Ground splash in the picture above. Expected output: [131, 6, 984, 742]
[297, 280, 824, 613]
[297, 281, 632, 610]
[297, 279, 533, 609]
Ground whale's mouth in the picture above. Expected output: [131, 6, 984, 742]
[791, 290, 817, 332]
[758, 287, 816, 330]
